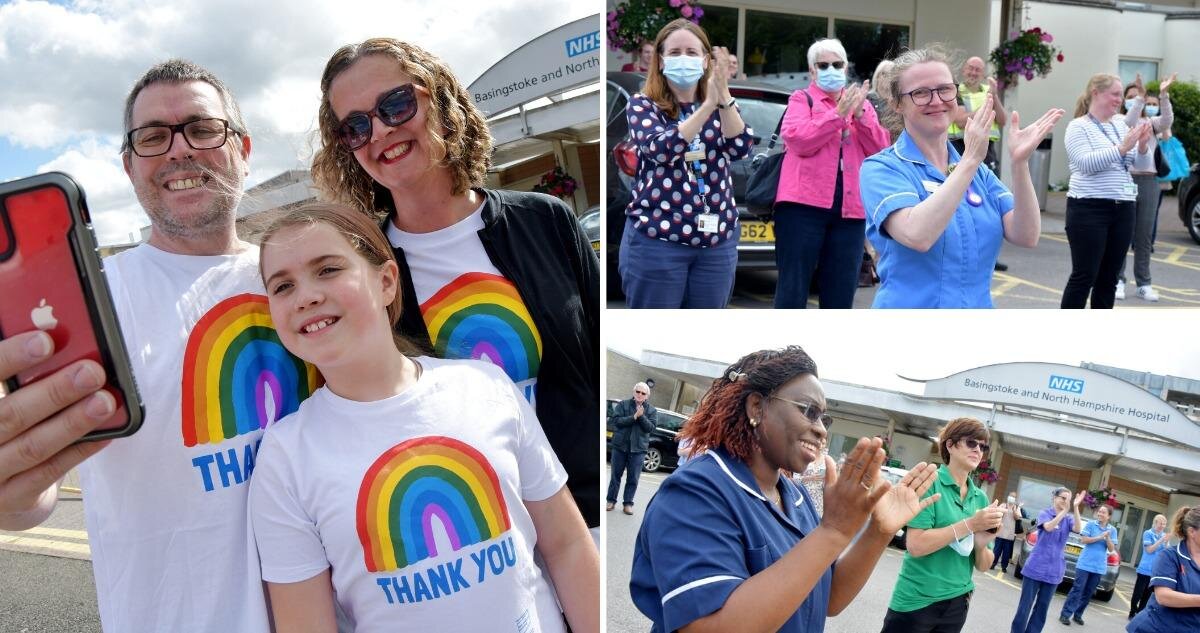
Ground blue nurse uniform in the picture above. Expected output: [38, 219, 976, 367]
[1127, 540, 1200, 632]
[859, 131, 1015, 308]
[629, 448, 832, 632]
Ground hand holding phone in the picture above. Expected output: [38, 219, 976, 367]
[0, 172, 143, 441]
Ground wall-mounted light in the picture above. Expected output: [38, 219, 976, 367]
[1163, 468, 1177, 475]
[645, 378, 656, 389]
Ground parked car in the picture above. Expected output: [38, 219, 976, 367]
[880, 466, 910, 549]
[579, 206, 600, 257]
[605, 71, 792, 298]
[1176, 163, 1200, 245]
[605, 397, 689, 472]
[1013, 519, 1120, 601]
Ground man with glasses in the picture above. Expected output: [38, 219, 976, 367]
[607, 382, 657, 515]
[0, 59, 280, 632]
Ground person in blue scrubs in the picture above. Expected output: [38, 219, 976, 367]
[859, 46, 1064, 307]
[1129, 513, 1169, 619]
[629, 346, 941, 633]
[1127, 506, 1200, 633]
[1059, 505, 1117, 625]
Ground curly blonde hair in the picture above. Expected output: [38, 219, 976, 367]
[311, 38, 492, 216]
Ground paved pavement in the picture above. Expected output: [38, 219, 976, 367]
[606, 466, 1140, 633]
[608, 191, 1200, 308]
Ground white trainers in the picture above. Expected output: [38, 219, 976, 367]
[1115, 280, 1125, 300]
[1137, 285, 1160, 302]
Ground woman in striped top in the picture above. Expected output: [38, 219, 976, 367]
[1060, 73, 1153, 309]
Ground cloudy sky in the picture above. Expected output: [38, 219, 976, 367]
[606, 310, 1200, 394]
[0, 0, 595, 244]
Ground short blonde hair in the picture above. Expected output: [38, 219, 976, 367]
[311, 38, 492, 217]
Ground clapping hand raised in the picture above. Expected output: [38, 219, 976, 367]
[871, 462, 940, 535]
[1161, 72, 1177, 95]
[1119, 120, 1153, 154]
[837, 83, 868, 119]
[819, 437, 889, 541]
[1008, 107, 1065, 163]
[960, 92, 994, 168]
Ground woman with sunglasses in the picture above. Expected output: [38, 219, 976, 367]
[1009, 487, 1085, 633]
[310, 39, 600, 532]
[859, 46, 1063, 308]
[630, 346, 942, 633]
[772, 38, 890, 309]
[880, 417, 1006, 633]
[619, 19, 754, 308]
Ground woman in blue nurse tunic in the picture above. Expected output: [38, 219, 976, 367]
[1127, 505, 1200, 633]
[629, 346, 941, 633]
[859, 47, 1064, 308]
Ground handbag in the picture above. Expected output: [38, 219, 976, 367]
[1154, 143, 1171, 178]
[743, 91, 813, 210]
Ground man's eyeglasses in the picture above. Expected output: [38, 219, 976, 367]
[1056, 495, 1071, 501]
[634, 390, 648, 395]
[960, 438, 990, 453]
[769, 395, 833, 428]
[335, 84, 419, 151]
[126, 118, 237, 158]
[815, 61, 846, 71]
[901, 83, 959, 106]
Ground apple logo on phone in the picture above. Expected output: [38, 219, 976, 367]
[31, 299, 58, 331]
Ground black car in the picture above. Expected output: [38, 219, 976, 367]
[1176, 162, 1200, 244]
[605, 398, 689, 473]
[605, 71, 793, 297]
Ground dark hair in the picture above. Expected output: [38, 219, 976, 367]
[121, 59, 247, 154]
[1172, 505, 1200, 539]
[937, 417, 989, 463]
[679, 346, 818, 462]
[258, 202, 418, 354]
[1051, 486, 1071, 500]
[641, 19, 712, 121]
[312, 38, 492, 217]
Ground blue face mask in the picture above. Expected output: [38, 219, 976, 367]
[662, 55, 705, 89]
[1145, 105, 1160, 117]
[816, 66, 846, 92]
[1125, 98, 1139, 112]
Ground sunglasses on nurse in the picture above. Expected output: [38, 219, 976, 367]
[768, 395, 833, 428]
[335, 83, 420, 151]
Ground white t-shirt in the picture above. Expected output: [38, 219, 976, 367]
[249, 356, 568, 633]
[386, 207, 541, 404]
[80, 243, 319, 633]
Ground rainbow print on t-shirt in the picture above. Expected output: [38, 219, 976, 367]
[181, 294, 321, 447]
[356, 436, 511, 573]
[419, 272, 541, 385]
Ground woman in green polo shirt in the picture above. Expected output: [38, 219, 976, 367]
[880, 417, 1006, 633]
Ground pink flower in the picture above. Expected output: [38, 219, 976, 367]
[680, 4, 693, 17]
[1041, 32, 1053, 43]
[668, 0, 682, 6]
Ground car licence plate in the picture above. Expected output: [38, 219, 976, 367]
[740, 220, 775, 243]
[1066, 544, 1082, 556]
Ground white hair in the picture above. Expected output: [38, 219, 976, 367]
[807, 38, 848, 69]
[634, 382, 650, 393]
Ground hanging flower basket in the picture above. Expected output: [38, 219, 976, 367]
[607, 0, 704, 54]
[532, 167, 578, 199]
[971, 458, 999, 487]
[989, 26, 1063, 92]
[1083, 486, 1118, 510]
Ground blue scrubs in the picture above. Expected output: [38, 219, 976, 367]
[1127, 540, 1200, 632]
[859, 131, 1015, 308]
[630, 448, 832, 632]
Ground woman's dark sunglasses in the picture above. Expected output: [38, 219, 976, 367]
[335, 84, 418, 151]
[815, 61, 846, 70]
[961, 438, 990, 453]
[769, 395, 833, 428]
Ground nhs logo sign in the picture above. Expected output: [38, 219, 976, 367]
[565, 30, 601, 57]
[1048, 375, 1085, 394]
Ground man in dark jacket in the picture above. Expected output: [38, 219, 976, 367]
[607, 383, 657, 515]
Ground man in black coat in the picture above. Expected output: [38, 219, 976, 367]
[607, 382, 657, 515]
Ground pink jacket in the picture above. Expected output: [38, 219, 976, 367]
[776, 83, 891, 219]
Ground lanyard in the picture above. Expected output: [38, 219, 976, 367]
[1089, 115, 1130, 172]
[681, 104, 709, 207]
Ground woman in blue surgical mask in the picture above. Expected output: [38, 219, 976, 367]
[773, 38, 891, 309]
[619, 18, 755, 308]
[1115, 72, 1175, 303]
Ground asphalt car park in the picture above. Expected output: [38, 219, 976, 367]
[606, 468, 1139, 633]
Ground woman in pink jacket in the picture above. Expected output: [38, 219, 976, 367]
[773, 38, 891, 308]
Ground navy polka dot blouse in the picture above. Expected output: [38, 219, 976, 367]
[624, 94, 755, 247]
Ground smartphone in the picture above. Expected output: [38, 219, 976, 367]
[0, 172, 144, 441]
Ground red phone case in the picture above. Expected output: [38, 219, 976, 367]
[0, 172, 144, 440]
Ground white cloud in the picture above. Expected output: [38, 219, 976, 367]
[2, 0, 596, 244]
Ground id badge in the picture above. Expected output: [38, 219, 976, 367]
[1124, 182, 1137, 196]
[697, 212, 720, 233]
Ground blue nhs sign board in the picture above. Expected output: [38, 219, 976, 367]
[1048, 375, 1085, 394]
[565, 30, 601, 57]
